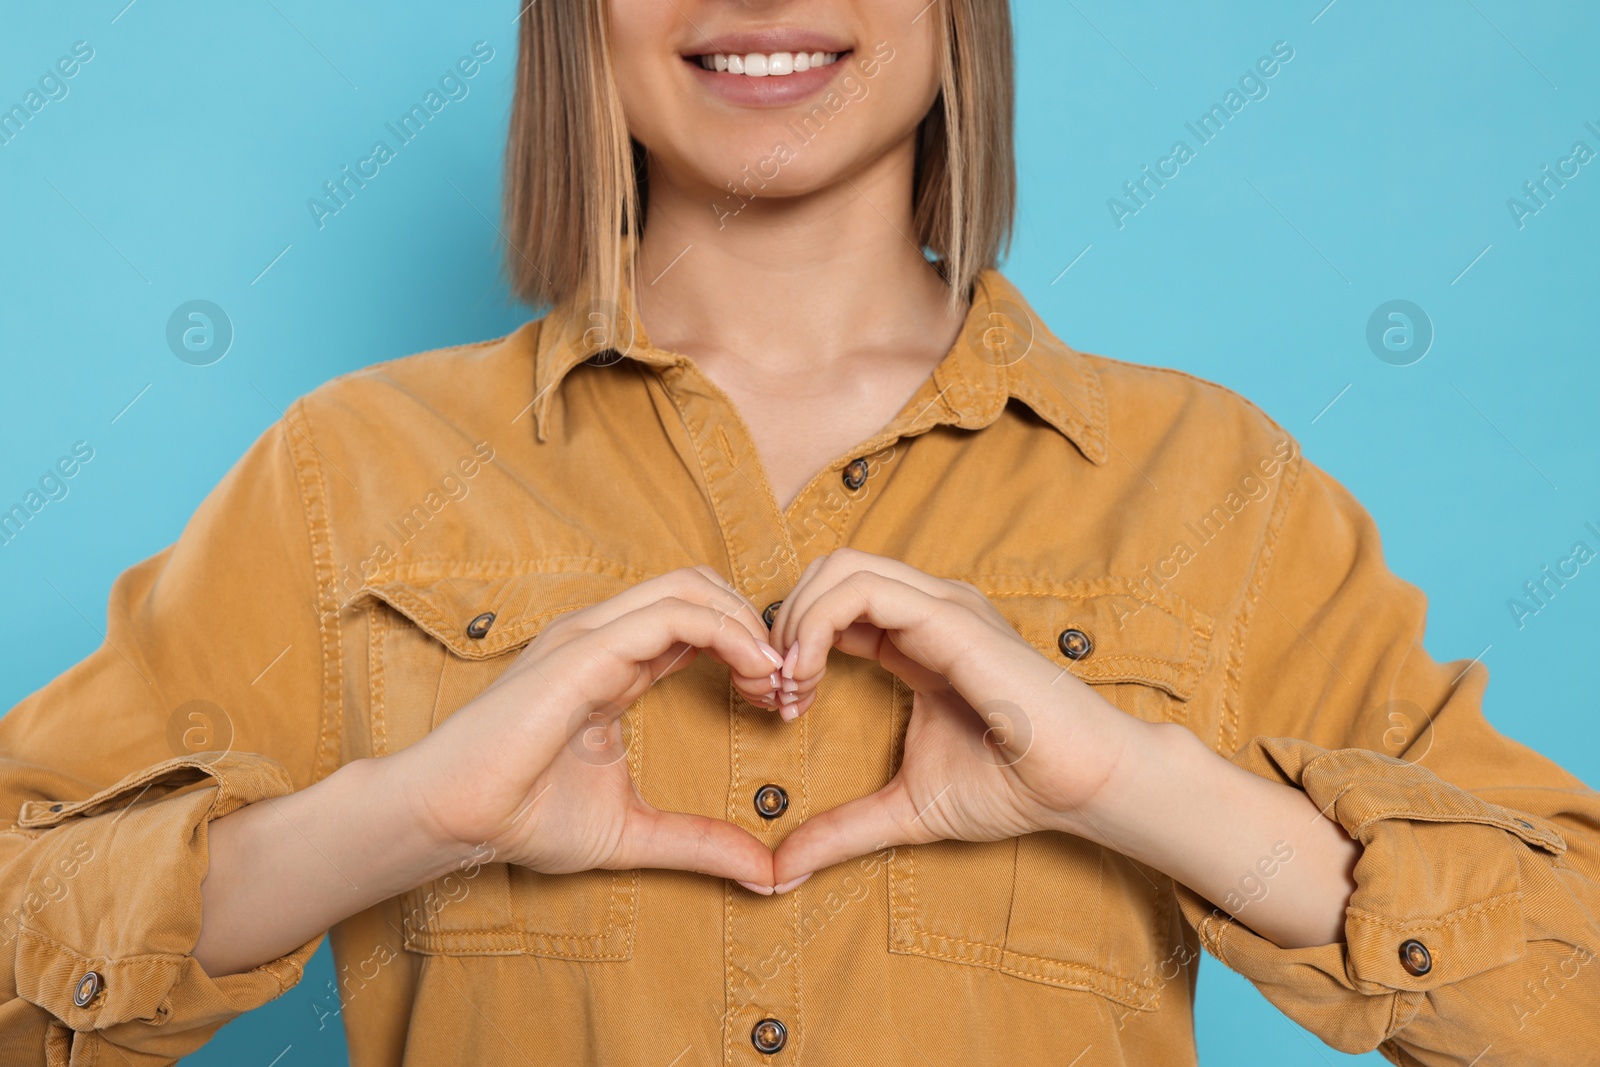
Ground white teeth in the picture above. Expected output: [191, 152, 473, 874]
[701, 50, 842, 77]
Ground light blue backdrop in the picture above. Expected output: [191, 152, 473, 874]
[3, 1, 1596, 1063]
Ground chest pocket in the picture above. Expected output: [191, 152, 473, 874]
[357, 561, 645, 960]
[886, 576, 1214, 1012]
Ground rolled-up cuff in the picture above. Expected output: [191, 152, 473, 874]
[11, 753, 322, 1057]
[1176, 737, 1566, 1052]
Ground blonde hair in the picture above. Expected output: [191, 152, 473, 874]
[503, 0, 1014, 319]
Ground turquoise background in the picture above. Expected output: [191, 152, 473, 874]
[3, 0, 1597, 1063]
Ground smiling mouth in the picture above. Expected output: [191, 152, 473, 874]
[691, 50, 849, 77]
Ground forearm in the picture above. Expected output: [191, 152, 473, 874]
[194, 754, 467, 977]
[1059, 719, 1359, 949]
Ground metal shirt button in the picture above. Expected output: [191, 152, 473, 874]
[841, 458, 869, 491]
[1057, 627, 1093, 660]
[751, 1017, 788, 1054]
[762, 601, 782, 629]
[754, 784, 789, 820]
[466, 612, 496, 639]
[1399, 939, 1432, 976]
[73, 971, 102, 1008]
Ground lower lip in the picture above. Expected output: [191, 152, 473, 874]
[686, 53, 853, 108]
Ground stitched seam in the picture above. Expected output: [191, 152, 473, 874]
[284, 399, 345, 783]
[1295, 756, 1568, 852]
[894, 927, 1162, 991]
[1346, 889, 1522, 931]
[368, 604, 388, 758]
[658, 374, 756, 592]
[369, 557, 652, 584]
[724, 680, 741, 1062]
[1350, 807, 1562, 850]
[1220, 451, 1304, 754]
[888, 937, 1159, 1010]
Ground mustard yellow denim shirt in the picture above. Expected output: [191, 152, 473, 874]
[2, 272, 1597, 1067]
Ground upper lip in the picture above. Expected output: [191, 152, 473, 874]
[683, 30, 853, 57]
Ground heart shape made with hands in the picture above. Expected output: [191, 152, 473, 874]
[466, 554, 1116, 899]
[747, 549, 1101, 894]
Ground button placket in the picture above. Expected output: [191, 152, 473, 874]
[651, 364, 807, 1063]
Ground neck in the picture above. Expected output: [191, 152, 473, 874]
[633, 138, 962, 373]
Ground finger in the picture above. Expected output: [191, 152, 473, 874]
[615, 801, 776, 887]
[770, 779, 924, 886]
[790, 571, 956, 685]
[564, 599, 784, 713]
[831, 619, 948, 693]
[771, 614, 941, 722]
[774, 549, 971, 653]
[628, 629, 779, 713]
[768, 553, 828, 650]
[556, 567, 773, 657]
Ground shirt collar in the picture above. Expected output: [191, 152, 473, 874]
[529, 268, 1108, 466]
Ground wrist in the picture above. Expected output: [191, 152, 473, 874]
[1045, 716, 1197, 850]
[344, 754, 482, 891]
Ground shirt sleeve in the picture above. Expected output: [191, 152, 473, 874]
[0, 405, 334, 1064]
[1175, 450, 1600, 1063]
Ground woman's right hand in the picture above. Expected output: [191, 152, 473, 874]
[389, 566, 785, 888]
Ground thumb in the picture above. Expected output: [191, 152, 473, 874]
[613, 800, 775, 887]
[771, 779, 926, 886]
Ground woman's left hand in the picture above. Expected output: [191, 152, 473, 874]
[764, 549, 1148, 886]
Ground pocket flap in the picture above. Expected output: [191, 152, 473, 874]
[973, 575, 1214, 701]
[354, 557, 647, 659]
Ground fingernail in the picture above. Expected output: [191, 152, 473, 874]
[782, 642, 800, 679]
[779, 691, 798, 705]
[769, 671, 781, 689]
[779, 703, 798, 722]
[780, 677, 798, 694]
[773, 873, 812, 894]
[759, 643, 784, 668]
[737, 880, 774, 895]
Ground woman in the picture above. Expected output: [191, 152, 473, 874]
[2, 0, 1596, 1063]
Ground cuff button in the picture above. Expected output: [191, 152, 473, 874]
[1399, 939, 1432, 977]
[1057, 628, 1093, 660]
[73, 971, 102, 1007]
